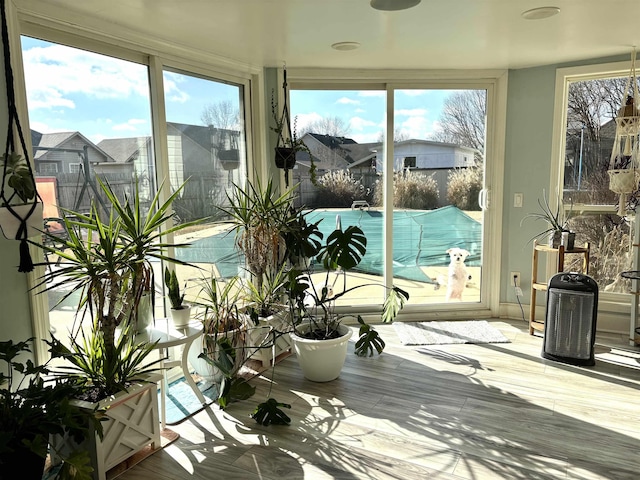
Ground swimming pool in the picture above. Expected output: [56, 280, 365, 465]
[177, 205, 481, 283]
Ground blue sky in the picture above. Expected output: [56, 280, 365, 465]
[20, 36, 457, 145]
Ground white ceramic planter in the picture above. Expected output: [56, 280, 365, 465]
[187, 327, 246, 382]
[290, 323, 353, 382]
[169, 304, 191, 328]
[50, 376, 161, 480]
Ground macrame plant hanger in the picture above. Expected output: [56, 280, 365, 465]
[274, 64, 295, 187]
[0, 0, 41, 272]
[608, 47, 640, 216]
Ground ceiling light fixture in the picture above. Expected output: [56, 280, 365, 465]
[521, 6, 560, 20]
[331, 41, 361, 51]
[370, 0, 421, 12]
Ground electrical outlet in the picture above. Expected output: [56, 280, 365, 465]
[510, 271, 520, 287]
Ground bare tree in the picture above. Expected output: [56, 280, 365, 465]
[201, 100, 239, 129]
[298, 115, 350, 137]
[567, 78, 626, 142]
[565, 77, 628, 189]
[432, 90, 486, 154]
[377, 128, 410, 143]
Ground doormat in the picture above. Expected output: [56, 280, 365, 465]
[393, 320, 510, 345]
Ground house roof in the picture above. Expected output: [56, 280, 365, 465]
[97, 137, 151, 163]
[32, 131, 114, 162]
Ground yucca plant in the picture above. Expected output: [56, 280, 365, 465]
[32, 177, 202, 400]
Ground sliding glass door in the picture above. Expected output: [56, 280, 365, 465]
[290, 85, 488, 310]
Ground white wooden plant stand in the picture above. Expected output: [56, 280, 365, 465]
[52, 375, 161, 480]
[248, 311, 293, 368]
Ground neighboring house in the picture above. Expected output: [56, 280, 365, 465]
[296, 133, 478, 206]
[97, 136, 149, 176]
[32, 130, 117, 176]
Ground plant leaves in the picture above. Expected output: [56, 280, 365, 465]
[250, 397, 291, 426]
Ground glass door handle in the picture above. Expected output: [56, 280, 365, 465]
[478, 188, 489, 210]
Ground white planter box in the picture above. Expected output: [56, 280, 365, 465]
[51, 376, 161, 480]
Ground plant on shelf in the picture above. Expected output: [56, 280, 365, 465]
[521, 190, 574, 248]
[0, 338, 103, 480]
[165, 266, 192, 327]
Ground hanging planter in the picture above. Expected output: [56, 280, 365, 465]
[608, 49, 640, 216]
[0, 2, 40, 272]
[274, 146, 297, 170]
[271, 65, 316, 186]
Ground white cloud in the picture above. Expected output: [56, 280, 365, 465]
[351, 132, 381, 143]
[112, 118, 148, 132]
[398, 89, 427, 97]
[350, 116, 378, 131]
[336, 97, 359, 105]
[28, 121, 54, 133]
[355, 108, 366, 113]
[22, 43, 152, 110]
[396, 108, 428, 117]
[293, 112, 322, 132]
[163, 73, 190, 103]
[400, 116, 439, 138]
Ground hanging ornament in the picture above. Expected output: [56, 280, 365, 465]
[608, 48, 640, 216]
[0, 0, 42, 272]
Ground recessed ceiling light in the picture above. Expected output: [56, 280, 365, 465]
[370, 0, 421, 12]
[521, 6, 560, 20]
[331, 41, 361, 51]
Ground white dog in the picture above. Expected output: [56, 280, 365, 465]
[444, 247, 470, 302]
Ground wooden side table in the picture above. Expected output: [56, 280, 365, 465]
[529, 239, 590, 334]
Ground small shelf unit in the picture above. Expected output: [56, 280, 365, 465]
[529, 239, 590, 335]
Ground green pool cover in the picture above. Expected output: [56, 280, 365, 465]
[177, 205, 481, 283]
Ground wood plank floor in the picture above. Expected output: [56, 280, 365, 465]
[117, 319, 640, 480]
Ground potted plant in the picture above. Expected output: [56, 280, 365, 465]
[0, 151, 43, 240]
[0, 338, 102, 480]
[98, 177, 203, 333]
[521, 191, 574, 249]
[271, 87, 316, 185]
[285, 223, 409, 382]
[218, 178, 300, 364]
[242, 264, 293, 368]
[165, 266, 191, 327]
[31, 177, 200, 478]
[188, 274, 255, 408]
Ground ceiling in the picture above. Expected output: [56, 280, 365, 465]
[13, 0, 640, 71]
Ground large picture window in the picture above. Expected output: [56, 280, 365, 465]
[559, 65, 637, 294]
[20, 35, 250, 336]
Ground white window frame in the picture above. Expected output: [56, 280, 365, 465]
[550, 60, 637, 330]
[39, 162, 58, 174]
[288, 69, 508, 318]
[16, 19, 262, 363]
